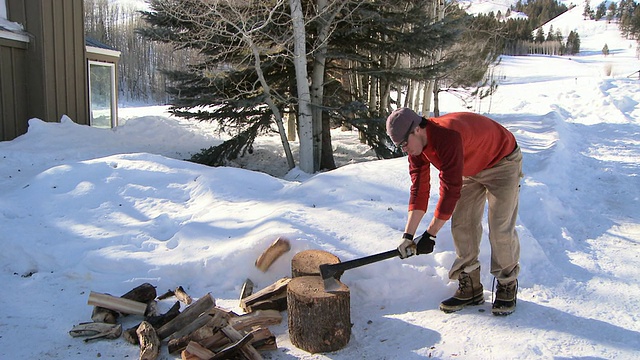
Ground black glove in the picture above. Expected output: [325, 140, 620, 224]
[398, 233, 417, 259]
[415, 231, 436, 255]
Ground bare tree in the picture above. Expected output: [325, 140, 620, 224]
[143, 0, 297, 169]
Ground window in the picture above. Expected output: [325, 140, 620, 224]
[0, 0, 6, 19]
[88, 61, 117, 128]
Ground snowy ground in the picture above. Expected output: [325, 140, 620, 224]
[1, 5, 639, 360]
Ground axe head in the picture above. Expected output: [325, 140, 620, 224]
[319, 264, 346, 293]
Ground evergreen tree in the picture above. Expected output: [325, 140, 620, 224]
[566, 30, 581, 54]
[535, 27, 545, 43]
[595, 1, 607, 20]
[583, 0, 594, 20]
[607, 2, 617, 23]
[546, 25, 555, 41]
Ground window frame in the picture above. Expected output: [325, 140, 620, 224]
[88, 60, 118, 129]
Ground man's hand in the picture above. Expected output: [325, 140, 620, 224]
[398, 233, 417, 259]
[415, 231, 436, 255]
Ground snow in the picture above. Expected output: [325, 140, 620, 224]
[2, 8, 640, 360]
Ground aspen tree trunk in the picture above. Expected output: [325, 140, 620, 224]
[248, 40, 296, 170]
[290, 0, 315, 173]
[421, 0, 445, 117]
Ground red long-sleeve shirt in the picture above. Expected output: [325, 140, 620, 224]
[408, 112, 516, 220]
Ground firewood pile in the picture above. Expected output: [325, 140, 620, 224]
[69, 238, 294, 360]
[69, 281, 286, 360]
[69, 237, 351, 358]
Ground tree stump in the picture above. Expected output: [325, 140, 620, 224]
[287, 276, 351, 353]
[291, 249, 341, 278]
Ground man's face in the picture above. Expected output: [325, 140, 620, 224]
[399, 127, 424, 156]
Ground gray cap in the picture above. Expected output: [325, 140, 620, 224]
[386, 108, 422, 145]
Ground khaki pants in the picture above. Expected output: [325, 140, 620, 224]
[449, 147, 523, 283]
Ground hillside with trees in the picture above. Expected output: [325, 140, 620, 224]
[85, 0, 640, 172]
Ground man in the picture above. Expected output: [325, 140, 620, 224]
[386, 108, 523, 316]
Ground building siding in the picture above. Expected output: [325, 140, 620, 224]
[0, 39, 28, 141]
[1, 0, 88, 141]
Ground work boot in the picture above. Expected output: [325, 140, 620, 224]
[439, 268, 484, 313]
[492, 279, 518, 316]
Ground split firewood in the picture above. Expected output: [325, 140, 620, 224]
[137, 321, 160, 360]
[184, 341, 216, 359]
[243, 292, 288, 312]
[180, 350, 201, 360]
[167, 312, 213, 342]
[210, 330, 256, 360]
[249, 327, 277, 351]
[91, 306, 118, 324]
[197, 332, 231, 353]
[240, 277, 291, 312]
[90, 283, 157, 323]
[228, 310, 282, 331]
[145, 300, 159, 317]
[174, 286, 193, 305]
[157, 293, 215, 339]
[255, 237, 291, 272]
[166, 307, 232, 354]
[157, 289, 175, 300]
[197, 326, 275, 353]
[239, 278, 254, 301]
[124, 301, 181, 345]
[220, 325, 262, 360]
[87, 291, 148, 316]
[69, 322, 122, 342]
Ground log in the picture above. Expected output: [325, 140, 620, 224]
[220, 325, 262, 360]
[90, 283, 157, 323]
[124, 301, 181, 345]
[174, 286, 193, 305]
[87, 291, 147, 316]
[291, 249, 341, 278]
[287, 276, 351, 353]
[137, 321, 160, 360]
[122, 283, 157, 303]
[255, 237, 291, 272]
[240, 278, 291, 312]
[157, 294, 215, 339]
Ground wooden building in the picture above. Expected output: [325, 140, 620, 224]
[0, 0, 120, 141]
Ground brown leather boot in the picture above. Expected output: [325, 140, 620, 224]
[492, 279, 518, 316]
[439, 268, 484, 313]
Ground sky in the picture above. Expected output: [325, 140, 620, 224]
[1, 4, 640, 360]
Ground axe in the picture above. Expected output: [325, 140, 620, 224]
[320, 232, 435, 292]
